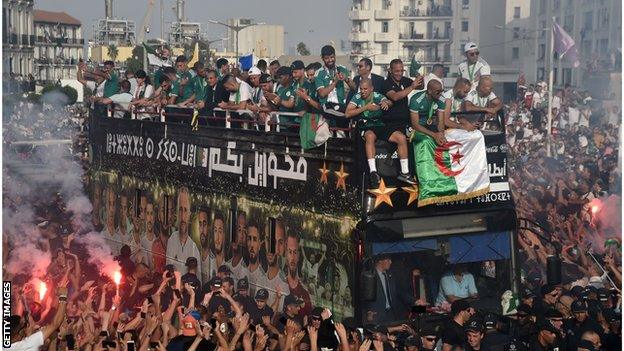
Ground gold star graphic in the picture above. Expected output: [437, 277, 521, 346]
[367, 178, 397, 208]
[402, 184, 419, 206]
[319, 162, 329, 184]
[335, 162, 349, 190]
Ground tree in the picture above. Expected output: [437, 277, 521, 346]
[125, 57, 142, 75]
[107, 44, 119, 62]
[297, 42, 311, 56]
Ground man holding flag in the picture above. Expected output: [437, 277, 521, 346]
[409, 80, 490, 206]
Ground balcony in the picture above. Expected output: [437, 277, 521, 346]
[373, 54, 393, 65]
[419, 53, 452, 63]
[34, 36, 85, 46]
[399, 31, 451, 43]
[400, 6, 452, 18]
[349, 9, 372, 20]
[374, 10, 395, 20]
[35, 57, 79, 66]
[374, 32, 394, 42]
[349, 31, 369, 42]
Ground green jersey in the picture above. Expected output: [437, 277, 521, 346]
[348, 92, 387, 128]
[192, 75, 209, 102]
[409, 91, 446, 128]
[171, 70, 194, 102]
[314, 65, 350, 105]
[276, 82, 295, 112]
[103, 71, 119, 98]
[291, 79, 317, 112]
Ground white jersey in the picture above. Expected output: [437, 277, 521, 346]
[465, 89, 497, 107]
[242, 264, 268, 296]
[457, 58, 491, 86]
[265, 269, 290, 312]
[229, 78, 253, 103]
[440, 89, 463, 113]
[166, 232, 202, 278]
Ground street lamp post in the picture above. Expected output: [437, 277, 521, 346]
[208, 19, 265, 65]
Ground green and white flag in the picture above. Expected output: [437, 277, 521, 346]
[143, 43, 171, 67]
[299, 112, 331, 150]
[411, 128, 490, 206]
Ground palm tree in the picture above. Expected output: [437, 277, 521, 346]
[107, 44, 119, 62]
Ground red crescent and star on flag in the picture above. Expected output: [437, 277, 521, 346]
[434, 141, 465, 177]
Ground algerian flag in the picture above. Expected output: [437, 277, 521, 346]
[299, 112, 331, 149]
[409, 56, 422, 78]
[143, 43, 171, 67]
[411, 128, 490, 206]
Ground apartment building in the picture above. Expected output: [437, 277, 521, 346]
[3, 0, 35, 76]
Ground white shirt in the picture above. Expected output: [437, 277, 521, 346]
[568, 107, 580, 125]
[552, 95, 562, 110]
[440, 89, 463, 113]
[227, 257, 248, 286]
[133, 83, 154, 100]
[102, 228, 123, 257]
[10, 330, 44, 351]
[243, 264, 268, 296]
[425, 72, 444, 90]
[266, 270, 290, 312]
[532, 91, 543, 109]
[128, 77, 138, 96]
[166, 231, 202, 278]
[109, 92, 133, 118]
[465, 89, 497, 107]
[229, 78, 253, 104]
[140, 234, 156, 269]
[457, 58, 491, 86]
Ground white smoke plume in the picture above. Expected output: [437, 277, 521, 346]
[3, 92, 118, 283]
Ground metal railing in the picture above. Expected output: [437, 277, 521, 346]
[102, 106, 352, 135]
[400, 6, 453, 17]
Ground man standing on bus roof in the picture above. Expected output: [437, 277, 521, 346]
[315, 45, 352, 115]
[346, 78, 416, 188]
[457, 42, 490, 88]
[166, 187, 202, 278]
[285, 232, 312, 317]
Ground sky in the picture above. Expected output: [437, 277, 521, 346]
[35, 0, 351, 55]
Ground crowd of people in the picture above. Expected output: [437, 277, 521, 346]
[3, 37, 623, 351]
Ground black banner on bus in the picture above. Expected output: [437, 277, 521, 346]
[89, 117, 362, 217]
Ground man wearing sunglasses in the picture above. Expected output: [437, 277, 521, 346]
[441, 300, 475, 351]
[457, 42, 490, 88]
[419, 324, 439, 351]
[348, 58, 385, 101]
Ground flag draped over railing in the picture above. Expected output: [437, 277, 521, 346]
[411, 128, 490, 207]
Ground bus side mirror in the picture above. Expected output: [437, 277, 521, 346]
[360, 270, 377, 302]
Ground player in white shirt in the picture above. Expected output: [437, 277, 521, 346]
[464, 77, 502, 116]
[457, 42, 491, 88]
[220, 75, 253, 110]
[166, 188, 202, 277]
[425, 63, 445, 90]
[95, 80, 133, 118]
[439, 78, 473, 130]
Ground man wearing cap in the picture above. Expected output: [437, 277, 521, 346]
[441, 300, 475, 350]
[464, 319, 485, 351]
[182, 256, 202, 305]
[275, 294, 305, 332]
[602, 308, 621, 350]
[419, 325, 439, 351]
[166, 187, 202, 279]
[564, 300, 603, 345]
[248, 288, 275, 326]
[247, 66, 264, 107]
[233, 277, 254, 310]
[291, 60, 321, 113]
[480, 313, 510, 351]
[457, 42, 491, 88]
[315, 45, 352, 117]
[530, 320, 558, 351]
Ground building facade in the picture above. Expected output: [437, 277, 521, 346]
[34, 10, 84, 82]
[3, 0, 35, 77]
[348, 0, 533, 101]
[349, 0, 453, 74]
[528, 0, 621, 95]
[226, 19, 284, 59]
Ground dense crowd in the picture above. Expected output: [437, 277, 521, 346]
[3, 38, 623, 351]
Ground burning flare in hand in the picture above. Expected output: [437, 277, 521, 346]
[38, 281, 47, 301]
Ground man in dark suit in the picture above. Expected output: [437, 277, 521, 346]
[363, 254, 400, 324]
[197, 69, 229, 126]
[348, 58, 385, 101]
